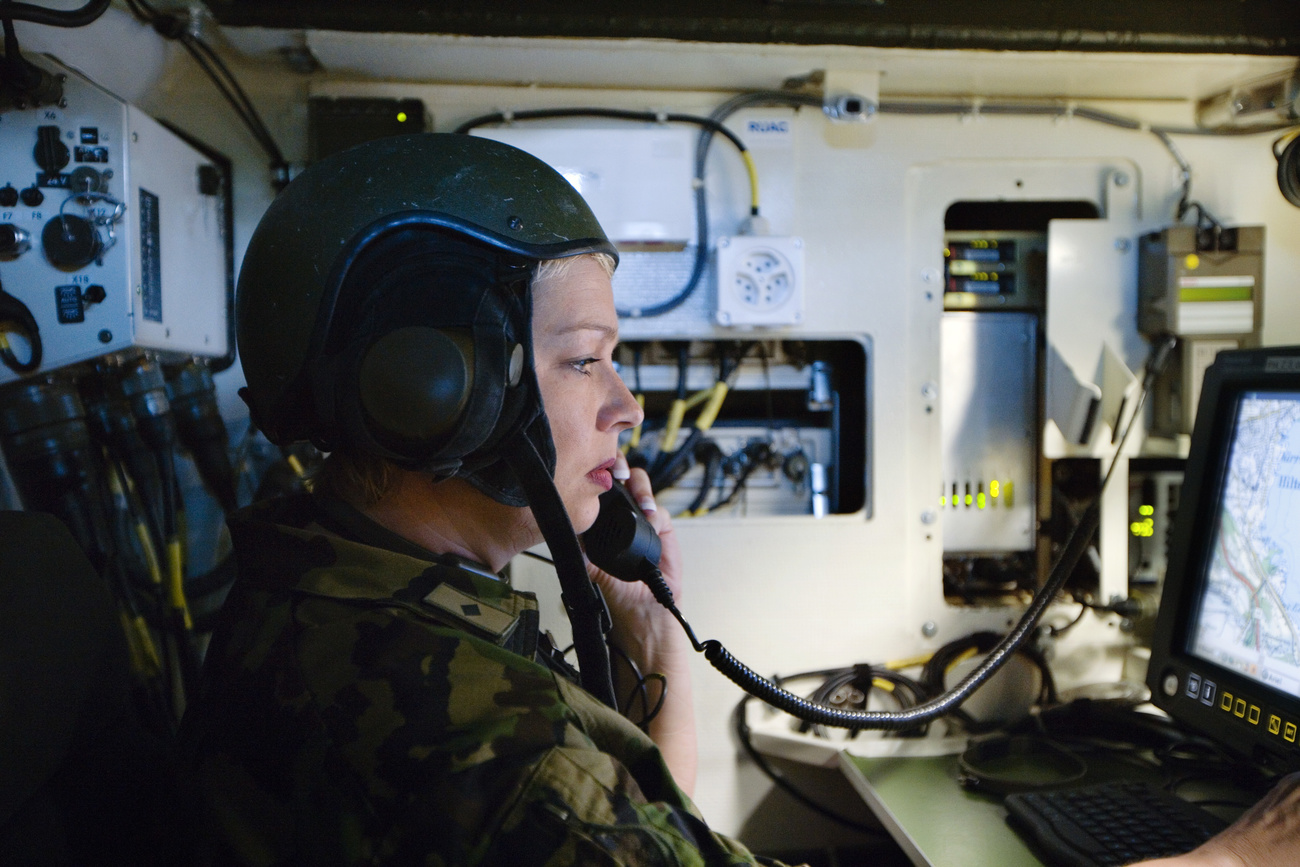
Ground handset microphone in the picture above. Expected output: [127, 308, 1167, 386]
[583, 482, 662, 584]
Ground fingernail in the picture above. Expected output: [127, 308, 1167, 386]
[638, 496, 657, 513]
[613, 456, 631, 481]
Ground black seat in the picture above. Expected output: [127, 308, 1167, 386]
[0, 510, 190, 865]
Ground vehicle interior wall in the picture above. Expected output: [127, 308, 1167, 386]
[15, 5, 1300, 839]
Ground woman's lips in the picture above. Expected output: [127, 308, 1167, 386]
[588, 459, 617, 491]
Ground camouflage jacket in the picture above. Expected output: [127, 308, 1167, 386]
[180, 494, 774, 866]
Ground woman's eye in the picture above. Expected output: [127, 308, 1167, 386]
[571, 357, 599, 375]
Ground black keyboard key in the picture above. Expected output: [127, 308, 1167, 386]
[1004, 781, 1227, 867]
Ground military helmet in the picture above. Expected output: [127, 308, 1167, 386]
[236, 132, 618, 476]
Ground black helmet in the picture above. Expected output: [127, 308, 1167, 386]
[236, 132, 618, 485]
[237, 132, 623, 707]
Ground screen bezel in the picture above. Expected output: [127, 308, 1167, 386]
[1147, 346, 1300, 768]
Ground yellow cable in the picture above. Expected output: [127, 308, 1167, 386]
[119, 609, 163, 678]
[885, 652, 935, 670]
[660, 399, 688, 453]
[286, 453, 306, 477]
[694, 382, 729, 432]
[135, 521, 163, 586]
[944, 646, 980, 675]
[741, 150, 760, 213]
[167, 537, 192, 630]
[872, 677, 896, 693]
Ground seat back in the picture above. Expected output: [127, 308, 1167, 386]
[0, 510, 191, 865]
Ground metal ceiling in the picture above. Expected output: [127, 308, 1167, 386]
[205, 1, 1300, 56]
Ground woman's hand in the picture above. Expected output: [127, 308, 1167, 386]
[585, 454, 697, 795]
[1137, 772, 1300, 867]
[587, 459, 684, 626]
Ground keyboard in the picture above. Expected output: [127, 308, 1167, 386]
[1004, 780, 1228, 867]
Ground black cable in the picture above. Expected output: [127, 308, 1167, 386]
[0, 277, 42, 373]
[0, 0, 107, 27]
[122, 0, 289, 189]
[454, 107, 762, 319]
[454, 107, 748, 153]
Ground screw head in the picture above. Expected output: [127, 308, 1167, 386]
[922, 621, 938, 638]
[98, 329, 112, 343]
[507, 215, 524, 231]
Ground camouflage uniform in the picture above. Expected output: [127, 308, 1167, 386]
[180, 494, 778, 866]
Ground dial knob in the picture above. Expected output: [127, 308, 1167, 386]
[42, 215, 101, 270]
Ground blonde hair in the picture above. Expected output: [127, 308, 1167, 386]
[533, 251, 616, 288]
[312, 252, 615, 506]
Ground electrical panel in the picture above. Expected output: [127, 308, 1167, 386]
[617, 339, 866, 518]
[939, 312, 1038, 553]
[943, 231, 1047, 312]
[1138, 225, 1264, 341]
[0, 54, 228, 385]
[1139, 225, 1265, 435]
[940, 224, 1048, 603]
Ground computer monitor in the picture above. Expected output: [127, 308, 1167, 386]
[1147, 345, 1300, 770]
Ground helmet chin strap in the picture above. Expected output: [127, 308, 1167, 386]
[501, 428, 617, 710]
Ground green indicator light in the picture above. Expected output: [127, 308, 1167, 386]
[977, 493, 986, 510]
[965, 494, 972, 506]
[1131, 522, 1143, 535]
[396, 112, 408, 123]
[1139, 505, 1154, 517]
[941, 496, 947, 507]
[990, 480, 1000, 498]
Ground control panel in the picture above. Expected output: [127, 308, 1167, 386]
[0, 54, 228, 384]
[1158, 663, 1300, 767]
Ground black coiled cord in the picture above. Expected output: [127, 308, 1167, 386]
[1276, 131, 1300, 208]
[648, 500, 1098, 730]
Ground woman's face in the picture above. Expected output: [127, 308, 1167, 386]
[531, 257, 643, 533]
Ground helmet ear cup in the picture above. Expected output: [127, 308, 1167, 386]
[356, 326, 475, 451]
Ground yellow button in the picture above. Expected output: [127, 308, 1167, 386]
[1249, 706, 1261, 725]
[1185, 253, 1200, 270]
[1286, 722, 1297, 743]
[1221, 692, 1234, 711]
[1235, 698, 1246, 718]
[1270, 715, 1282, 735]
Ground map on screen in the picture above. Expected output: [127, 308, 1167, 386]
[1190, 391, 1300, 699]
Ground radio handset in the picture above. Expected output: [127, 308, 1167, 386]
[583, 482, 662, 584]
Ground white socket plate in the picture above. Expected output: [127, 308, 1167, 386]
[715, 235, 805, 327]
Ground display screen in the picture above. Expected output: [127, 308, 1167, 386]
[1189, 390, 1300, 699]
[945, 240, 1017, 295]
